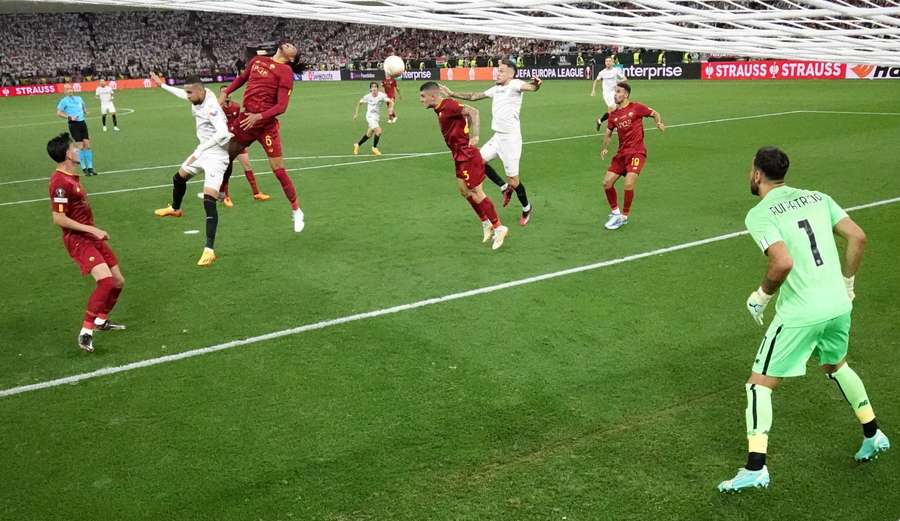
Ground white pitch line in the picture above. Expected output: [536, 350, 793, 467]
[2, 194, 898, 399]
[0, 110, 801, 203]
[0, 152, 422, 187]
[0, 153, 435, 206]
[0, 108, 136, 129]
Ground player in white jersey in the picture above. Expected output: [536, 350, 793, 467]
[149, 74, 231, 267]
[591, 56, 627, 130]
[440, 60, 542, 226]
[95, 79, 119, 131]
[352, 82, 393, 156]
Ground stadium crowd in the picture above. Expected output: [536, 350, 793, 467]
[0, 10, 613, 85]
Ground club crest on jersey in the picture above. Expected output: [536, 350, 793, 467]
[54, 187, 66, 198]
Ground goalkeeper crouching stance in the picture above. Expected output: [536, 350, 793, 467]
[718, 147, 889, 493]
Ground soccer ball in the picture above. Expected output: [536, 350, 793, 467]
[384, 55, 405, 78]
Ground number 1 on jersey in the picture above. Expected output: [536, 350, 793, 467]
[797, 219, 824, 266]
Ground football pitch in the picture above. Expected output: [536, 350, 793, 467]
[1, 79, 898, 520]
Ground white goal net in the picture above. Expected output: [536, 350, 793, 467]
[57, 0, 900, 64]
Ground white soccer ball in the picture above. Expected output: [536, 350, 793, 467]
[383, 55, 405, 78]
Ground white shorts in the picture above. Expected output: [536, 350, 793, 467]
[100, 102, 116, 115]
[602, 90, 616, 110]
[480, 132, 522, 177]
[181, 147, 228, 191]
[366, 114, 381, 130]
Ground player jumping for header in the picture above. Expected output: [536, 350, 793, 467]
[718, 147, 889, 492]
[440, 60, 542, 226]
[419, 81, 508, 250]
[600, 82, 665, 230]
[219, 39, 304, 233]
[151, 74, 231, 267]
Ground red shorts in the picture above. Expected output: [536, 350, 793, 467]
[64, 235, 118, 276]
[232, 115, 282, 158]
[608, 152, 647, 176]
[455, 155, 486, 189]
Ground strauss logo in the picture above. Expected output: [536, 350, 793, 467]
[851, 64, 875, 79]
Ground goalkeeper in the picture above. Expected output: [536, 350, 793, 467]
[718, 147, 890, 492]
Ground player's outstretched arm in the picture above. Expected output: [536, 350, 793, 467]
[520, 77, 542, 92]
[591, 77, 599, 96]
[834, 217, 866, 299]
[440, 84, 487, 101]
[150, 72, 189, 101]
[221, 60, 252, 101]
[462, 105, 480, 146]
[352, 100, 363, 120]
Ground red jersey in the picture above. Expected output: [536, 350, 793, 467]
[607, 101, 654, 155]
[434, 98, 477, 161]
[381, 77, 397, 98]
[224, 55, 294, 120]
[221, 99, 241, 127]
[49, 169, 94, 239]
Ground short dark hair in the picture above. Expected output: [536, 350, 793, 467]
[617, 82, 631, 96]
[420, 81, 439, 92]
[369, 81, 378, 88]
[754, 147, 790, 181]
[184, 75, 203, 87]
[500, 59, 517, 73]
[47, 132, 72, 163]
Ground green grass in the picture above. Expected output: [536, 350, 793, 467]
[1, 79, 899, 520]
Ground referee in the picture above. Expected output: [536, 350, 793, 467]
[56, 84, 96, 175]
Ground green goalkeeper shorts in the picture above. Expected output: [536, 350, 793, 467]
[752, 312, 851, 377]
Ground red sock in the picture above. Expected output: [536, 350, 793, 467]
[244, 169, 260, 195]
[466, 196, 486, 221]
[477, 197, 501, 227]
[604, 187, 618, 211]
[273, 168, 299, 210]
[101, 286, 123, 317]
[623, 189, 635, 216]
[84, 277, 115, 328]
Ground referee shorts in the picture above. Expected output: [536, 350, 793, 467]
[68, 120, 89, 142]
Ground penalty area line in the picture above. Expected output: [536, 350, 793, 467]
[2, 194, 899, 399]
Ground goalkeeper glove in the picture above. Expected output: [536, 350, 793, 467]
[844, 275, 856, 301]
[746, 287, 773, 326]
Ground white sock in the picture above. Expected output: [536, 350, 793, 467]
[500, 183, 509, 191]
[522, 204, 531, 212]
[80, 327, 93, 337]
[294, 208, 304, 217]
[611, 208, 621, 215]
[93, 317, 106, 326]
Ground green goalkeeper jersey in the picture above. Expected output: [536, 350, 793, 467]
[744, 185, 852, 326]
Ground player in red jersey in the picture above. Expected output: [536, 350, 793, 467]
[47, 133, 126, 353]
[419, 81, 508, 250]
[381, 75, 400, 123]
[219, 40, 304, 232]
[600, 82, 665, 230]
[216, 85, 270, 206]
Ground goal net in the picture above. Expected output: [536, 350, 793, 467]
[59, 0, 900, 64]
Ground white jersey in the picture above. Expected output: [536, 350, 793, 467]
[95, 86, 114, 104]
[484, 78, 525, 135]
[596, 67, 627, 93]
[159, 84, 231, 154]
[360, 92, 389, 119]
